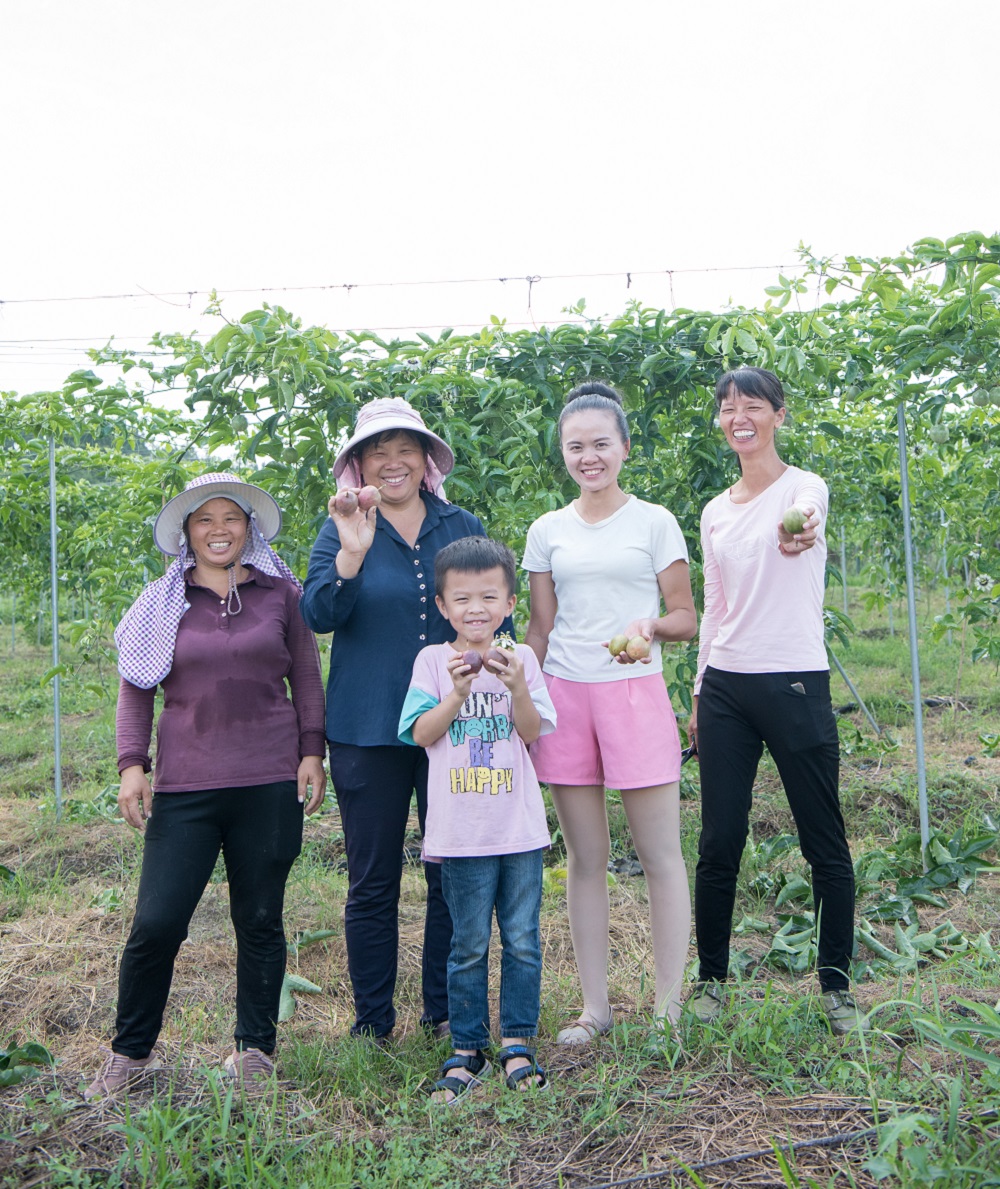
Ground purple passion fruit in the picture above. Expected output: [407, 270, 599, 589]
[333, 490, 359, 516]
[358, 484, 382, 512]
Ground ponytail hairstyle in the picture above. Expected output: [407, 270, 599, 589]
[558, 380, 630, 444]
[715, 366, 786, 412]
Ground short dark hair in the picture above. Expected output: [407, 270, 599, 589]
[715, 367, 786, 412]
[435, 536, 517, 598]
[558, 380, 629, 444]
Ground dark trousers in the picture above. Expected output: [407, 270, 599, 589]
[113, 783, 303, 1059]
[695, 668, 855, 992]
[329, 742, 452, 1037]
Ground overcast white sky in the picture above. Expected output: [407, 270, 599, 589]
[2, 0, 998, 398]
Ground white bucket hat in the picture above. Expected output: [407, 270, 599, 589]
[153, 472, 282, 555]
[332, 398, 455, 487]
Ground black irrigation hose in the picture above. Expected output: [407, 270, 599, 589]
[575, 1126, 878, 1189]
[576, 1107, 1000, 1189]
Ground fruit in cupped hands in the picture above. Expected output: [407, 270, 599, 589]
[333, 490, 359, 516]
[486, 633, 516, 668]
[626, 635, 650, 660]
[608, 634, 630, 658]
[358, 484, 382, 512]
[485, 647, 510, 668]
[782, 506, 807, 535]
[460, 650, 484, 674]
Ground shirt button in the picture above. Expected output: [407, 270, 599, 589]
[419, 634, 426, 640]
[420, 614, 426, 620]
[420, 596, 426, 603]
[219, 599, 225, 605]
[221, 612, 227, 618]
[415, 544, 420, 551]
[413, 559, 420, 565]
[419, 584, 425, 590]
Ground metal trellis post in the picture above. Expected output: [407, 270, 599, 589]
[49, 436, 63, 822]
[896, 404, 928, 866]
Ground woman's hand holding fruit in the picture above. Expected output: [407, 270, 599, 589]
[778, 504, 818, 556]
[605, 622, 654, 664]
[330, 486, 381, 577]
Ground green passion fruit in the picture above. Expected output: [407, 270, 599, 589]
[782, 506, 808, 535]
[608, 634, 630, 658]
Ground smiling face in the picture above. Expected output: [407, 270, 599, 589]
[717, 384, 786, 459]
[435, 565, 516, 649]
[185, 498, 249, 571]
[359, 430, 428, 508]
[559, 409, 629, 495]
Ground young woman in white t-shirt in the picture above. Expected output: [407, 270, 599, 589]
[687, 366, 866, 1036]
[523, 381, 697, 1042]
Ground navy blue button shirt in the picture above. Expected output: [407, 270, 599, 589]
[301, 491, 514, 748]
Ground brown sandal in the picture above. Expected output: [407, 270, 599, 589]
[555, 1010, 614, 1046]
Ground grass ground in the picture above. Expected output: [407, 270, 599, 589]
[1, 585, 999, 1187]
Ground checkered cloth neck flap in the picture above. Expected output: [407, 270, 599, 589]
[115, 516, 302, 690]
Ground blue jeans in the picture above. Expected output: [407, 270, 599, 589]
[441, 850, 544, 1050]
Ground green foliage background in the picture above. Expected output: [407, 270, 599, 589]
[2, 232, 999, 680]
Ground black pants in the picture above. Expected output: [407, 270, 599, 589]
[113, 783, 303, 1058]
[329, 742, 452, 1037]
[695, 668, 855, 992]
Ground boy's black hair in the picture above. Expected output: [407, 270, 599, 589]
[434, 536, 517, 598]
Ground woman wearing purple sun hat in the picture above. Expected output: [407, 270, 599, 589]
[84, 473, 326, 1101]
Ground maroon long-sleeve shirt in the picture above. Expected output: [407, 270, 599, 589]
[116, 569, 326, 792]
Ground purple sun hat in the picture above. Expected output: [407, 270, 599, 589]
[153, 472, 282, 556]
[333, 398, 454, 497]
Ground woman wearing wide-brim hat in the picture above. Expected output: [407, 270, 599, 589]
[302, 398, 512, 1043]
[84, 473, 326, 1100]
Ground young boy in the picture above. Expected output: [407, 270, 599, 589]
[398, 536, 556, 1103]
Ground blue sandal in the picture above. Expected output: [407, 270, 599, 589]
[496, 1044, 548, 1091]
[430, 1050, 491, 1104]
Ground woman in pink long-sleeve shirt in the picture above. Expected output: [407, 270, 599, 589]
[84, 474, 326, 1101]
[687, 368, 867, 1037]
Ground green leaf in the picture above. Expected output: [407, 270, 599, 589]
[278, 977, 297, 1023]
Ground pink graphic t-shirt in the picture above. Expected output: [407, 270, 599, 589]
[398, 643, 556, 859]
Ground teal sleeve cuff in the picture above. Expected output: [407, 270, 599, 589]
[397, 686, 441, 746]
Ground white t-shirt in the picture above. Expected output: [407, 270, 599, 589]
[398, 643, 556, 859]
[522, 496, 689, 683]
[695, 466, 829, 692]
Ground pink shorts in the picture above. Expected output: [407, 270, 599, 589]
[530, 674, 682, 790]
